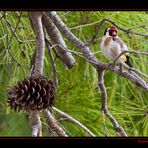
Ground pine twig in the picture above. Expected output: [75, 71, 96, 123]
[0, 34, 7, 40]
[113, 50, 148, 79]
[89, 18, 148, 45]
[52, 107, 95, 137]
[98, 70, 127, 136]
[3, 12, 22, 67]
[45, 39, 58, 89]
[42, 109, 68, 137]
[113, 50, 148, 66]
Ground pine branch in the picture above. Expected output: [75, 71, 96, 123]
[45, 39, 58, 89]
[89, 18, 148, 45]
[29, 11, 45, 75]
[98, 70, 127, 136]
[42, 109, 68, 137]
[113, 50, 148, 79]
[29, 111, 42, 137]
[42, 13, 76, 69]
[28, 11, 45, 137]
[52, 107, 95, 137]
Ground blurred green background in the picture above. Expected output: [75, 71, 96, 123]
[0, 11, 148, 136]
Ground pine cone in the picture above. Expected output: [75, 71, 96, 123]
[7, 75, 55, 112]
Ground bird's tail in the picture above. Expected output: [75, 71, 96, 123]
[119, 55, 133, 69]
[125, 55, 133, 67]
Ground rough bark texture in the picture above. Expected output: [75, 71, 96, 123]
[53, 107, 95, 136]
[29, 111, 42, 136]
[42, 13, 76, 69]
[42, 109, 68, 136]
[29, 12, 45, 75]
[98, 70, 127, 136]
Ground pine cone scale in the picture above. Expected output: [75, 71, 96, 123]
[31, 87, 35, 94]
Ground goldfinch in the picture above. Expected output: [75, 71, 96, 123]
[100, 26, 132, 67]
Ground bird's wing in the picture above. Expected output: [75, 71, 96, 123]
[113, 37, 130, 62]
[114, 37, 129, 55]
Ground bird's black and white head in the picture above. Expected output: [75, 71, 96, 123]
[104, 26, 118, 37]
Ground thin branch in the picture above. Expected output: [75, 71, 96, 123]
[88, 18, 148, 45]
[6, 19, 32, 29]
[45, 38, 58, 89]
[113, 50, 148, 79]
[87, 19, 107, 45]
[5, 11, 26, 42]
[45, 46, 100, 68]
[127, 24, 147, 31]
[42, 109, 68, 137]
[7, 20, 36, 44]
[106, 64, 148, 91]
[0, 13, 4, 20]
[44, 38, 61, 59]
[98, 70, 127, 136]
[69, 20, 101, 30]
[52, 107, 95, 137]
[0, 34, 7, 41]
[129, 67, 148, 79]
[66, 49, 100, 65]
[113, 50, 148, 66]
[2, 12, 26, 78]
[55, 120, 73, 136]
[3, 12, 21, 66]
[6, 11, 23, 46]
[92, 50, 102, 55]
[100, 18, 148, 37]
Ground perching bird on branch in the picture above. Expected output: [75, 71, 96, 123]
[100, 26, 133, 67]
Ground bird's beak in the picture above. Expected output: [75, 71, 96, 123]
[112, 31, 117, 36]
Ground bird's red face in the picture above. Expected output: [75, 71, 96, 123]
[108, 27, 118, 37]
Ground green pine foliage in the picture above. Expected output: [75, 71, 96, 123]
[0, 11, 148, 136]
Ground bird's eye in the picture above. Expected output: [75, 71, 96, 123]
[109, 30, 117, 36]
